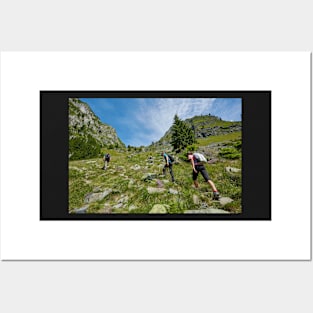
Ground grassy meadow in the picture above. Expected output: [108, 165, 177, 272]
[69, 132, 242, 214]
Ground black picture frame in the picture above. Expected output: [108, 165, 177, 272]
[40, 91, 271, 220]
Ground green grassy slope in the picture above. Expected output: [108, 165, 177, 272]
[69, 134, 242, 214]
[152, 115, 241, 149]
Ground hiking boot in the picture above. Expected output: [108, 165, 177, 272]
[213, 191, 220, 200]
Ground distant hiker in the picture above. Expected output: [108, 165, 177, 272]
[187, 152, 220, 200]
[103, 153, 111, 170]
[161, 152, 175, 182]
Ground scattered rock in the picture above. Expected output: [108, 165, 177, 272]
[169, 188, 179, 195]
[128, 179, 135, 188]
[84, 189, 112, 203]
[185, 208, 230, 214]
[225, 167, 241, 173]
[156, 179, 164, 188]
[128, 205, 137, 211]
[113, 203, 124, 209]
[149, 204, 168, 214]
[142, 173, 157, 181]
[192, 194, 200, 205]
[72, 206, 88, 214]
[147, 187, 166, 194]
[118, 195, 129, 203]
[218, 197, 234, 206]
[207, 158, 219, 164]
[130, 164, 141, 170]
[98, 207, 112, 214]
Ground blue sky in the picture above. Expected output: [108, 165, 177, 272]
[80, 98, 242, 147]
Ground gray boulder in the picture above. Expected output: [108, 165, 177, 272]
[192, 194, 200, 205]
[219, 197, 234, 206]
[128, 205, 137, 211]
[207, 158, 219, 164]
[84, 189, 112, 203]
[72, 206, 88, 214]
[225, 167, 241, 173]
[142, 173, 157, 181]
[169, 188, 179, 195]
[149, 204, 169, 214]
[185, 207, 230, 214]
[113, 203, 124, 209]
[147, 187, 166, 194]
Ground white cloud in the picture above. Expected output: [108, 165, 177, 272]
[133, 98, 215, 145]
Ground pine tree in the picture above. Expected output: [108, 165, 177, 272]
[170, 114, 195, 152]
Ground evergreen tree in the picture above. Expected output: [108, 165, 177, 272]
[170, 114, 195, 152]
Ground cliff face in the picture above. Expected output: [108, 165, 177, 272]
[69, 98, 124, 160]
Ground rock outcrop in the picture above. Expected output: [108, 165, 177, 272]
[69, 98, 125, 160]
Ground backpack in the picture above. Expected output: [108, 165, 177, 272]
[165, 154, 175, 163]
[193, 153, 207, 162]
[105, 153, 110, 160]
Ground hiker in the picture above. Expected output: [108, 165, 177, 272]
[103, 153, 111, 170]
[161, 152, 175, 182]
[187, 152, 220, 200]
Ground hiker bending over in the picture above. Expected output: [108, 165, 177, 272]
[103, 153, 111, 170]
[161, 152, 175, 182]
[187, 152, 220, 200]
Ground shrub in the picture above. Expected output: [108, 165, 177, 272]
[185, 144, 198, 152]
[233, 141, 242, 150]
[69, 134, 102, 160]
[219, 147, 241, 159]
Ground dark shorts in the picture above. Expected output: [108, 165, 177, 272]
[193, 164, 210, 181]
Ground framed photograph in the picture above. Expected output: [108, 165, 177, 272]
[41, 90, 271, 220]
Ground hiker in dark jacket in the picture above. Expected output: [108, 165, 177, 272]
[103, 153, 111, 170]
[187, 152, 220, 200]
[161, 152, 175, 182]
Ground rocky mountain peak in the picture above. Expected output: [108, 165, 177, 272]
[69, 98, 125, 160]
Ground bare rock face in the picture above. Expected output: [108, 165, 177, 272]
[69, 98, 125, 157]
